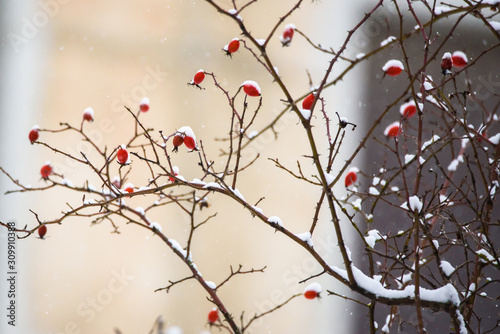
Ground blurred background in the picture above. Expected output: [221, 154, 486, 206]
[0, 0, 365, 333]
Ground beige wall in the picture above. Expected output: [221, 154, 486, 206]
[1, 1, 360, 333]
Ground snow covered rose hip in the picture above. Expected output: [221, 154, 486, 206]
[83, 107, 94, 122]
[344, 167, 359, 187]
[241, 80, 261, 97]
[29, 125, 39, 144]
[280, 23, 295, 46]
[382, 59, 404, 77]
[176, 126, 198, 151]
[384, 122, 401, 137]
[139, 97, 150, 112]
[190, 69, 205, 86]
[223, 38, 240, 56]
[452, 51, 467, 68]
[303, 282, 322, 299]
[441, 52, 452, 74]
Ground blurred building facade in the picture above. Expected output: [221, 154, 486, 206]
[1, 1, 363, 333]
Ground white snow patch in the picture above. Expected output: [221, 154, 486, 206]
[169, 239, 187, 258]
[230, 187, 245, 201]
[227, 8, 242, 20]
[267, 216, 283, 227]
[365, 229, 382, 248]
[300, 108, 311, 120]
[304, 282, 322, 293]
[205, 281, 217, 290]
[476, 249, 499, 265]
[408, 195, 423, 212]
[177, 126, 196, 142]
[135, 207, 145, 216]
[489, 21, 500, 31]
[452, 51, 468, 64]
[324, 172, 335, 186]
[190, 178, 207, 186]
[434, 6, 452, 15]
[150, 222, 162, 232]
[489, 133, 500, 145]
[382, 59, 404, 72]
[248, 130, 259, 139]
[241, 80, 261, 94]
[482, 0, 500, 5]
[447, 159, 460, 171]
[252, 206, 263, 215]
[422, 135, 440, 151]
[331, 265, 460, 306]
[440, 260, 455, 277]
[380, 36, 396, 47]
[204, 182, 224, 190]
[369, 187, 380, 196]
[62, 179, 73, 187]
[83, 107, 94, 118]
[405, 154, 415, 165]
[351, 198, 362, 210]
[295, 231, 314, 247]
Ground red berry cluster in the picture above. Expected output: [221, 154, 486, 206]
[172, 126, 198, 152]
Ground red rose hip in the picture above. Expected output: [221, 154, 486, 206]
[344, 167, 359, 187]
[280, 23, 295, 46]
[224, 38, 240, 55]
[208, 308, 219, 323]
[302, 93, 315, 110]
[83, 107, 94, 122]
[452, 51, 467, 68]
[241, 80, 261, 97]
[38, 225, 47, 239]
[382, 60, 404, 77]
[117, 145, 129, 164]
[29, 126, 39, 144]
[139, 97, 150, 112]
[191, 69, 205, 86]
[40, 162, 53, 179]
